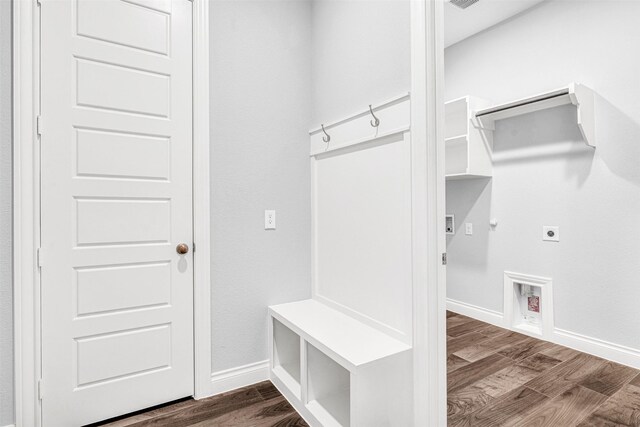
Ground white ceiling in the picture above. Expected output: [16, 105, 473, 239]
[445, 0, 546, 47]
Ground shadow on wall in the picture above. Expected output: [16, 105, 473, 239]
[595, 94, 640, 188]
[446, 177, 492, 269]
[491, 104, 594, 188]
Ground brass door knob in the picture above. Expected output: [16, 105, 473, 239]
[176, 243, 189, 255]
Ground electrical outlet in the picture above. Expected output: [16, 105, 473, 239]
[465, 223, 473, 235]
[265, 210, 276, 230]
[542, 226, 559, 242]
[446, 215, 455, 234]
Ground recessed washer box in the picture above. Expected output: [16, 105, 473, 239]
[504, 271, 554, 339]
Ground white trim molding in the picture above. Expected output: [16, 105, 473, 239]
[13, 0, 40, 425]
[192, 0, 213, 400]
[308, 92, 410, 156]
[210, 361, 270, 396]
[447, 297, 640, 369]
[13, 1, 213, 424]
[410, 0, 447, 425]
[446, 298, 504, 328]
[553, 329, 640, 370]
[449, 296, 640, 371]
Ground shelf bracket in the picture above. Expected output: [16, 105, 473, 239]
[470, 113, 495, 132]
[569, 83, 596, 148]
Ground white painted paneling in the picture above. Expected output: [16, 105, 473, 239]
[75, 198, 170, 246]
[445, 0, 640, 355]
[76, 128, 170, 180]
[75, 324, 171, 387]
[314, 132, 413, 342]
[75, 262, 171, 316]
[77, 0, 169, 55]
[76, 58, 170, 117]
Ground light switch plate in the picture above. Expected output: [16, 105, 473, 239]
[265, 210, 276, 230]
[543, 226, 559, 242]
[465, 223, 473, 235]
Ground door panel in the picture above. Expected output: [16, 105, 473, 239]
[40, 1, 193, 425]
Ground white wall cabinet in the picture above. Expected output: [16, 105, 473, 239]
[445, 96, 493, 180]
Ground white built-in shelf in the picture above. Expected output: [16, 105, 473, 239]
[270, 299, 410, 371]
[273, 319, 302, 398]
[307, 343, 351, 427]
[445, 96, 493, 180]
[269, 299, 412, 426]
[475, 83, 595, 148]
[307, 395, 350, 427]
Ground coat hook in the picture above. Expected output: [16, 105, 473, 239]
[369, 104, 380, 128]
[321, 124, 331, 143]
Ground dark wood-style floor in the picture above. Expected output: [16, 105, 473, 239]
[447, 310, 640, 426]
[95, 381, 308, 427]
[98, 312, 640, 427]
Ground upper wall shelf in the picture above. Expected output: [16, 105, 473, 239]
[475, 83, 596, 148]
[445, 96, 493, 180]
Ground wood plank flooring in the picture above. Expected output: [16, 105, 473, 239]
[92, 381, 308, 427]
[95, 312, 640, 426]
[447, 311, 640, 426]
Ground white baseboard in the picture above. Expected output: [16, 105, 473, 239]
[446, 298, 504, 328]
[553, 328, 640, 370]
[447, 298, 640, 370]
[210, 360, 269, 396]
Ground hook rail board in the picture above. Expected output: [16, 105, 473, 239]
[474, 83, 596, 148]
[309, 93, 410, 156]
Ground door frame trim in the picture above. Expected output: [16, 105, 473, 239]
[410, 0, 447, 425]
[191, 0, 212, 403]
[12, 1, 213, 425]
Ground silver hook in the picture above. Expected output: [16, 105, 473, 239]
[321, 124, 331, 143]
[369, 104, 380, 128]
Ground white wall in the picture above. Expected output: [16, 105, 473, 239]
[0, 0, 13, 424]
[311, 0, 410, 125]
[445, 0, 640, 351]
[210, 0, 312, 372]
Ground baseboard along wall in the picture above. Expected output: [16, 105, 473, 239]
[446, 298, 640, 370]
[209, 360, 270, 396]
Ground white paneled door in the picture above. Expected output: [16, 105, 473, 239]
[40, 1, 194, 425]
